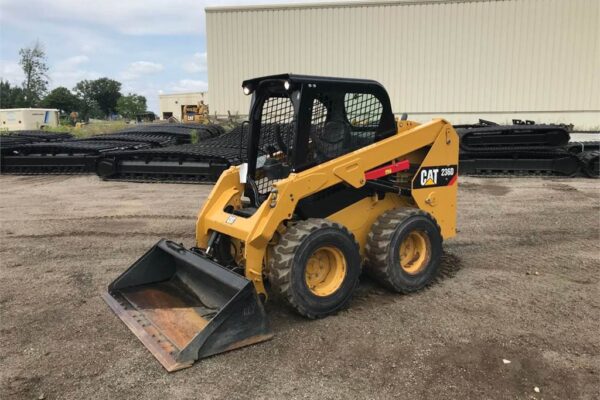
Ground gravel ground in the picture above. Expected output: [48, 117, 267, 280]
[0, 175, 598, 400]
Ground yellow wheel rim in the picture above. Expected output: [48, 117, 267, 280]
[305, 246, 347, 297]
[399, 231, 431, 275]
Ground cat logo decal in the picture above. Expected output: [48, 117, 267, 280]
[413, 165, 458, 189]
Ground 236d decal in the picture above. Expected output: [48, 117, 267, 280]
[413, 165, 458, 189]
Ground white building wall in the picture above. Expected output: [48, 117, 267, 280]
[158, 92, 209, 120]
[206, 0, 599, 129]
[0, 108, 59, 131]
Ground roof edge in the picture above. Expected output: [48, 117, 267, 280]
[206, 0, 501, 13]
[242, 73, 382, 88]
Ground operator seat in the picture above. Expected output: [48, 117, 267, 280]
[313, 117, 352, 160]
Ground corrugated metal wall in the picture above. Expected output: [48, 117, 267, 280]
[206, 0, 599, 129]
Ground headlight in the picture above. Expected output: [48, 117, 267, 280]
[283, 80, 290, 90]
[243, 86, 251, 95]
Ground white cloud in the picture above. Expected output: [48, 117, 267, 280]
[0, 0, 205, 36]
[0, 0, 316, 36]
[129, 61, 164, 74]
[50, 54, 100, 89]
[0, 60, 24, 85]
[183, 52, 207, 73]
[50, 69, 102, 90]
[120, 61, 164, 81]
[56, 55, 89, 70]
[1, 17, 117, 56]
[1, 56, 98, 90]
[169, 79, 209, 93]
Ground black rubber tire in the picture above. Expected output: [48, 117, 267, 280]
[366, 208, 443, 293]
[268, 219, 361, 319]
[579, 150, 599, 178]
[95, 158, 117, 178]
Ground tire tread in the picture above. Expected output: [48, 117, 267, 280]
[365, 207, 442, 293]
[268, 219, 360, 318]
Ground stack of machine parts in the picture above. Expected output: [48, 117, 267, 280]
[0, 124, 216, 175]
[3, 130, 74, 142]
[96, 124, 245, 183]
[456, 119, 586, 176]
[0, 130, 74, 150]
[566, 141, 600, 178]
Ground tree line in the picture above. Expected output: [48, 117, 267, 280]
[0, 41, 148, 121]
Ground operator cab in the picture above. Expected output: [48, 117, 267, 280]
[241, 74, 397, 207]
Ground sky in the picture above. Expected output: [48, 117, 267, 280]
[0, 0, 317, 113]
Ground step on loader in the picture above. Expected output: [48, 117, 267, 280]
[103, 74, 459, 371]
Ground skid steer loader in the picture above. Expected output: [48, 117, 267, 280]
[103, 74, 459, 371]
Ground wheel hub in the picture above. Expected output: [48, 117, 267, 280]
[399, 231, 431, 275]
[305, 246, 347, 296]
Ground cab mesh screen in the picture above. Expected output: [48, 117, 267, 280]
[308, 93, 383, 162]
[256, 96, 295, 194]
[255, 92, 385, 195]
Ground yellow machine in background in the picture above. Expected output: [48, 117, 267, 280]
[103, 74, 459, 371]
[182, 100, 210, 124]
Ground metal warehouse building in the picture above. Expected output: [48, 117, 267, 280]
[205, 0, 599, 130]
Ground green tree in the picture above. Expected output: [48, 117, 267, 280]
[0, 80, 27, 108]
[74, 78, 121, 118]
[116, 93, 147, 119]
[73, 80, 96, 120]
[41, 87, 80, 113]
[19, 41, 49, 107]
[73, 80, 104, 120]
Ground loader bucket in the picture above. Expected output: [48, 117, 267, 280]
[102, 239, 273, 372]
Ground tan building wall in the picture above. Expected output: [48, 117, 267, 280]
[206, 0, 600, 130]
[158, 92, 209, 121]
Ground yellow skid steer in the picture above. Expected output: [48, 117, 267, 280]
[103, 74, 459, 371]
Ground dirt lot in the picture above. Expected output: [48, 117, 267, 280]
[1, 175, 598, 399]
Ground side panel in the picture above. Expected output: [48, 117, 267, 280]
[411, 126, 459, 239]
